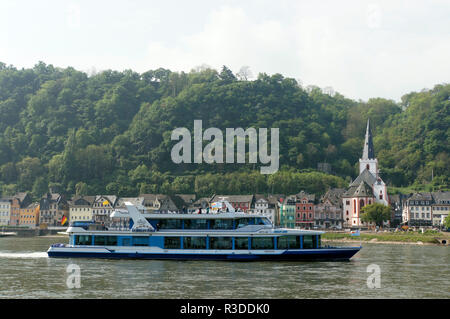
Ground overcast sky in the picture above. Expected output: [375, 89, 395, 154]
[1, 0, 449, 101]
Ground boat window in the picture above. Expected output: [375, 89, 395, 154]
[251, 237, 275, 250]
[75, 235, 92, 245]
[234, 237, 249, 249]
[94, 236, 106, 245]
[209, 219, 233, 230]
[94, 236, 118, 246]
[132, 237, 149, 246]
[159, 219, 182, 229]
[183, 237, 207, 249]
[106, 236, 118, 246]
[277, 235, 300, 249]
[255, 217, 271, 226]
[236, 218, 253, 228]
[210, 237, 233, 249]
[303, 235, 314, 249]
[184, 219, 208, 229]
[164, 237, 181, 249]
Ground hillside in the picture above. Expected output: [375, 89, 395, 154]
[0, 62, 448, 199]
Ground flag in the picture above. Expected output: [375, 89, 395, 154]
[350, 229, 360, 236]
[61, 215, 68, 226]
[211, 202, 220, 209]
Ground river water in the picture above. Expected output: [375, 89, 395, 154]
[0, 236, 448, 299]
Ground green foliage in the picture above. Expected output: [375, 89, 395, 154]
[0, 61, 448, 197]
[444, 215, 450, 229]
[75, 182, 88, 196]
[361, 203, 392, 227]
[322, 231, 446, 244]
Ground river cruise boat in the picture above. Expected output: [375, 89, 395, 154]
[47, 200, 361, 261]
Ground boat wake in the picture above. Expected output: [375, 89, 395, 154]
[0, 251, 48, 259]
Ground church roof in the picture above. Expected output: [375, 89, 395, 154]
[350, 168, 377, 187]
[362, 118, 375, 160]
[343, 181, 374, 198]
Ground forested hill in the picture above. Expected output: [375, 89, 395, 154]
[0, 62, 448, 199]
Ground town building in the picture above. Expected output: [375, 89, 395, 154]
[10, 193, 32, 226]
[295, 191, 315, 229]
[69, 195, 95, 223]
[315, 188, 345, 229]
[175, 194, 196, 211]
[402, 192, 433, 227]
[268, 194, 284, 226]
[0, 197, 12, 226]
[39, 192, 69, 227]
[342, 119, 389, 228]
[140, 194, 180, 213]
[249, 194, 277, 225]
[389, 194, 406, 228]
[92, 195, 118, 225]
[19, 203, 39, 228]
[111, 197, 145, 229]
[210, 195, 254, 213]
[431, 191, 449, 227]
[187, 197, 212, 213]
[278, 196, 296, 228]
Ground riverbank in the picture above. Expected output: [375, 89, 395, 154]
[0, 227, 66, 237]
[322, 231, 450, 245]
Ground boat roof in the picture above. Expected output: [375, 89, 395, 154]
[141, 212, 266, 219]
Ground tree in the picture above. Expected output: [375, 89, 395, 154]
[75, 182, 88, 196]
[15, 157, 45, 190]
[32, 177, 48, 199]
[236, 66, 252, 81]
[0, 62, 448, 196]
[444, 215, 450, 229]
[219, 66, 236, 84]
[360, 203, 392, 228]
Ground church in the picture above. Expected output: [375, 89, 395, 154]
[342, 119, 389, 228]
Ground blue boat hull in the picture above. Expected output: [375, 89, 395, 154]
[47, 247, 361, 261]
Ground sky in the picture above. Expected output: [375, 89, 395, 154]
[0, 0, 449, 102]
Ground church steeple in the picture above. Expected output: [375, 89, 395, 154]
[362, 118, 375, 160]
[359, 118, 378, 177]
